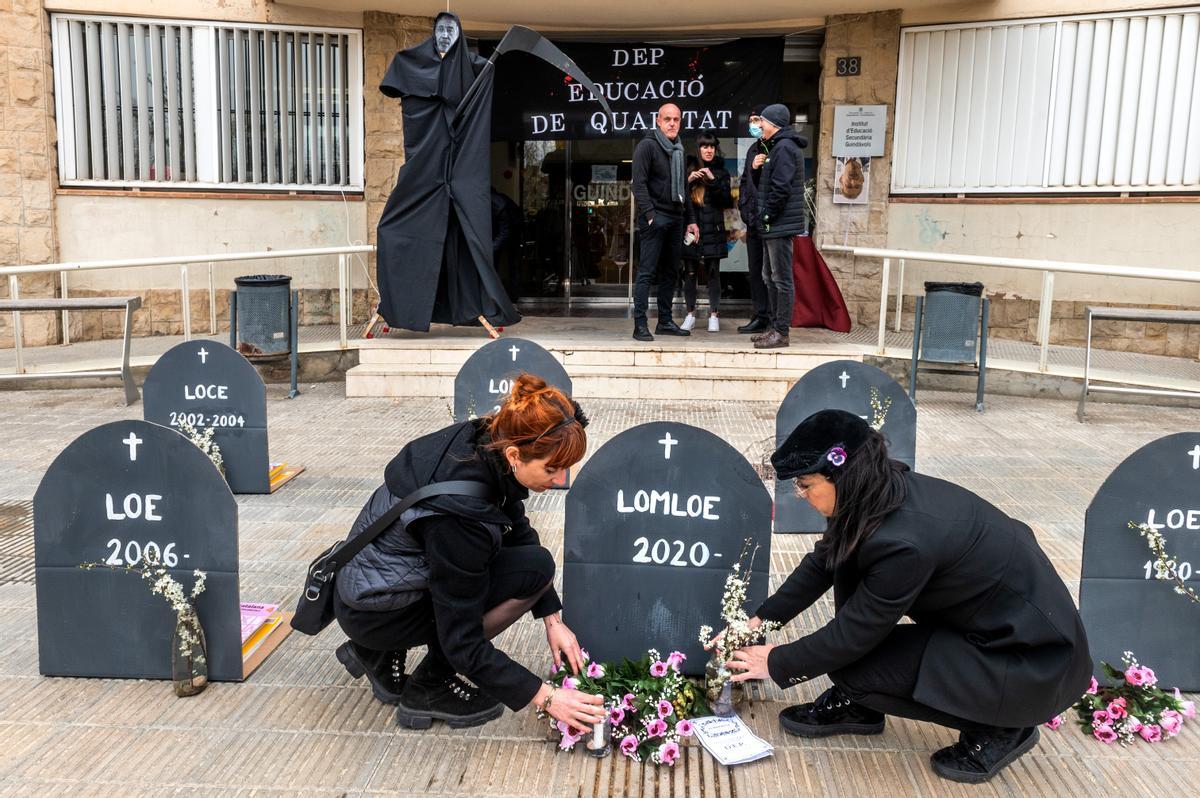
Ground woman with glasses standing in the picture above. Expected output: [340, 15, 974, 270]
[718, 409, 1091, 784]
[680, 132, 734, 332]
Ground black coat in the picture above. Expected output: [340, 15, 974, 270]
[737, 138, 767, 230]
[631, 132, 695, 225]
[375, 14, 521, 332]
[343, 419, 560, 711]
[756, 127, 807, 239]
[683, 164, 733, 261]
[756, 471, 1091, 728]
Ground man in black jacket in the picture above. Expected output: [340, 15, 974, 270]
[754, 103, 807, 350]
[736, 107, 771, 335]
[630, 103, 699, 342]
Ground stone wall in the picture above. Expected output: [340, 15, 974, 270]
[1, 0, 59, 348]
[362, 12, 433, 308]
[814, 10, 902, 331]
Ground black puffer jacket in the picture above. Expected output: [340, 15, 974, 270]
[757, 127, 807, 239]
[683, 164, 733, 261]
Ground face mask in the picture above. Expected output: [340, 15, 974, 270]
[749, 124, 763, 139]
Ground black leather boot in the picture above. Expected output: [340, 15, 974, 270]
[655, 319, 691, 336]
[930, 726, 1039, 784]
[779, 685, 886, 738]
[632, 323, 654, 342]
[738, 317, 770, 334]
[395, 674, 504, 729]
[336, 641, 407, 705]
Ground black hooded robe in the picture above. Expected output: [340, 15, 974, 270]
[376, 14, 520, 332]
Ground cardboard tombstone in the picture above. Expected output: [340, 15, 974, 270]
[34, 420, 243, 681]
[775, 360, 916, 534]
[143, 341, 273, 494]
[564, 422, 772, 675]
[1080, 432, 1200, 689]
[453, 337, 571, 421]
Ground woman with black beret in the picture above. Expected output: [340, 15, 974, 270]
[722, 409, 1091, 784]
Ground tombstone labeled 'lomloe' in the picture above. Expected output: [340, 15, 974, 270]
[35, 420, 243, 681]
[143, 340, 270, 494]
[1080, 432, 1200, 689]
[453, 337, 571, 421]
[775, 360, 916, 534]
[564, 422, 771, 675]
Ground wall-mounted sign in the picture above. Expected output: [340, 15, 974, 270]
[832, 104, 887, 157]
[835, 56, 862, 77]
[491, 39, 783, 141]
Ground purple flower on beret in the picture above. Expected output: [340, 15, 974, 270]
[826, 447, 847, 467]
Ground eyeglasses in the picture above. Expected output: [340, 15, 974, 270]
[793, 479, 811, 498]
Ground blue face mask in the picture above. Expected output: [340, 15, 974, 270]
[749, 123, 763, 138]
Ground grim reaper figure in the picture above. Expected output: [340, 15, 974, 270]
[375, 13, 609, 333]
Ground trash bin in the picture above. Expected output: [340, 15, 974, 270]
[233, 274, 291, 360]
[920, 281, 984, 363]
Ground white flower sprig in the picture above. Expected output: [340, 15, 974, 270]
[698, 540, 781, 694]
[176, 417, 224, 474]
[869, 387, 892, 432]
[1131, 521, 1200, 605]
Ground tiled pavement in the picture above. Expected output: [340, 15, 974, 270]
[0, 384, 1197, 796]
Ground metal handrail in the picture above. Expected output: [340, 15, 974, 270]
[820, 243, 1200, 370]
[2, 244, 375, 374]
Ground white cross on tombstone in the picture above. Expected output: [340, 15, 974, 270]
[658, 432, 678, 460]
[123, 432, 143, 461]
[509, 344, 521, 362]
[197, 347, 209, 364]
[1189, 444, 1200, 470]
[838, 371, 850, 389]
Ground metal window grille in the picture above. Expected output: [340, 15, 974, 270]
[893, 7, 1200, 193]
[51, 14, 364, 191]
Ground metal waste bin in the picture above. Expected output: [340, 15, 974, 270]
[919, 281, 984, 363]
[232, 274, 291, 360]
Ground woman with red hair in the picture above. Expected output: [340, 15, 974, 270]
[333, 374, 605, 733]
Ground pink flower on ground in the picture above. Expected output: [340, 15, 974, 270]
[1126, 666, 1157, 687]
[1086, 676, 1099, 695]
[550, 663, 559, 675]
[1139, 724, 1163, 742]
[1106, 697, 1127, 720]
[559, 729, 582, 750]
[1044, 716, 1063, 731]
[676, 719, 695, 737]
[581, 649, 590, 662]
[609, 706, 626, 726]
[562, 677, 578, 690]
[666, 651, 687, 671]
[586, 662, 605, 679]
[649, 661, 669, 677]
[658, 741, 680, 766]
[1160, 710, 1183, 736]
[657, 700, 674, 719]
[1093, 724, 1118, 743]
[1174, 688, 1196, 718]
[1092, 709, 1110, 725]
[619, 734, 639, 757]
[622, 693, 637, 712]
[646, 718, 668, 738]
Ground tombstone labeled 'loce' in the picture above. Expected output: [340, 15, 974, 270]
[453, 337, 572, 421]
[143, 340, 295, 494]
[1080, 432, 1200, 689]
[564, 422, 771, 675]
[775, 360, 916, 534]
[35, 420, 243, 681]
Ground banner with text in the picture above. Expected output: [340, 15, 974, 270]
[490, 38, 783, 141]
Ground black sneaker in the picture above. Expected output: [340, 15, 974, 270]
[395, 675, 504, 730]
[737, 318, 770, 334]
[655, 320, 691, 336]
[779, 685, 886, 738]
[930, 726, 1039, 784]
[632, 324, 654, 342]
[336, 641, 407, 705]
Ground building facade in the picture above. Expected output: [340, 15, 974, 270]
[2, 0, 1199, 355]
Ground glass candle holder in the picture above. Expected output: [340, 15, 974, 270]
[585, 715, 611, 758]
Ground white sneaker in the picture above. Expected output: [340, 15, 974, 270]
[708, 315, 720, 332]
[681, 313, 696, 331]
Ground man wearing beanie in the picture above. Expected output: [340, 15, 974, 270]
[753, 103, 807, 350]
[735, 107, 771, 335]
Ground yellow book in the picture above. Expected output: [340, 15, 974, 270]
[242, 613, 283, 660]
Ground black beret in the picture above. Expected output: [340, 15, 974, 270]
[771, 409, 874, 479]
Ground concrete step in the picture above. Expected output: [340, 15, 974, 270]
[346, 352, 861, 402]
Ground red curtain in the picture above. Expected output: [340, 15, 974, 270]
[791, 236, 852, 333]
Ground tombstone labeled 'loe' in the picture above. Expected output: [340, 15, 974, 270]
[564, 422, 771, 675]
[1080, 432, 1200, 689]
[775, 360, 916, 534]
[34, 420, 243, 681]
[143, 340, 270, 494]
[453, 337, 571, 421]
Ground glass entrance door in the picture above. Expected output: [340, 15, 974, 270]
[567, 139, 635, 300]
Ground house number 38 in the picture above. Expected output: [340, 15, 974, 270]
[836, 56, 862, 77]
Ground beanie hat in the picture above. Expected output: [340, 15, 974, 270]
[761, 103, 790, 129]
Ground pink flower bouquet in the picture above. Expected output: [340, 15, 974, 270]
[1063, 652, 1192, 746]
